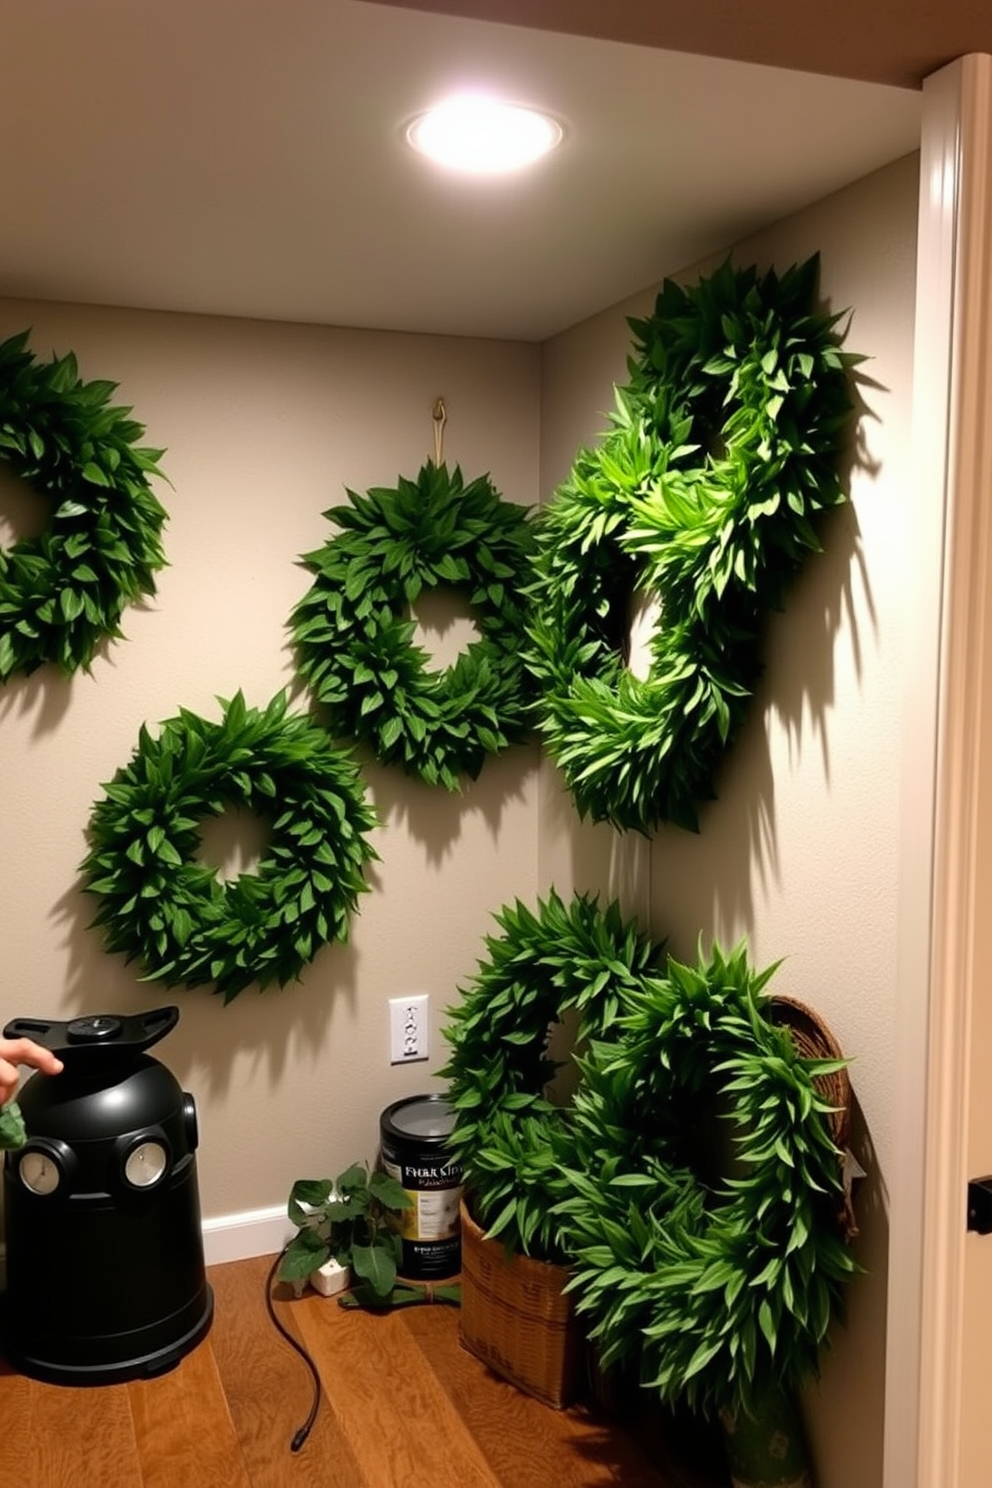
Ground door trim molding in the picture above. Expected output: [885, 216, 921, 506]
[893, 52, 992, 1488]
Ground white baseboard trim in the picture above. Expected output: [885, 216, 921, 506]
[0, 1205, 296, 1290]
[201, 1205, 296, 1267]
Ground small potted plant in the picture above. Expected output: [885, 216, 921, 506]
[278, 1162, 414, 1307]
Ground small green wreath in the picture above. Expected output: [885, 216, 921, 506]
[525, 257, 858, 833]
[290, 461, 534, 790]
[0, 330, 168, 680]
[440, 890, 666, 1261]
[81, 691, 378, 1002]
[554, 943, 858, 1418]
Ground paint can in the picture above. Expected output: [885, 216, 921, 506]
[379, 1094, 463, 1280]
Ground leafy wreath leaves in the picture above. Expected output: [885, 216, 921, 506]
[525, 257, 858, 833]
[439, 889, 666, 1262]
[0, 330, 168, 680]
[290, 461, 534, 790]
[554, 942, 858, 1418]
[81, 691, 379, 1002]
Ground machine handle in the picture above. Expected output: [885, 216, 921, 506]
[3, 1007, 180, 1066]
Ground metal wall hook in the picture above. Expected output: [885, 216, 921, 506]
[432, 397, 447, 466]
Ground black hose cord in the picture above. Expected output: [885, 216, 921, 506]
[264, 1245, 322, 1452]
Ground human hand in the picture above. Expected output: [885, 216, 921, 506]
[0, 1037, 64, 1107]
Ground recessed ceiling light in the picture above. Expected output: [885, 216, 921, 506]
[406, 96, 563, 175]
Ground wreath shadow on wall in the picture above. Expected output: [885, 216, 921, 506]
[644, 359, 881, 946]
[51, 879, 364, 1103]
[361, 741, 539, 864]
[53, 781, 378, 1099]
[294, 596, 539, 860]
[0, 587, 168, 742]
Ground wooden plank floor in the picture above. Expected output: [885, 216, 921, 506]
[0, 1255, 731, 1488]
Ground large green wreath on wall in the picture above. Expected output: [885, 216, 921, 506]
[554, 942, 858, 1418]
[440, 889, 666, 1261]
[525, 257, 858, 834]
[0, 330, 168, 680]
[290, 461, 534, 790]
[81, 691, 378, 1002]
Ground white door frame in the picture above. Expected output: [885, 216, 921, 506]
[885, 52, 992, 1488]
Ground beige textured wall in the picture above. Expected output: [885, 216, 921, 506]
[0, 300, 541, 1220]
[1, 152, 922, 1487]
[539, 153, 921, 1488]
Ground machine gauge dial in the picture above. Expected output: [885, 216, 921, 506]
[18, 1144, 68, 1196]
[122, 1138, 169, 1189]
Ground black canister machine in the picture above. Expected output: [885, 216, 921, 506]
[0, 1005, 212, 1385]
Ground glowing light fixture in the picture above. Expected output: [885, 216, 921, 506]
[406, 96, 562, 174]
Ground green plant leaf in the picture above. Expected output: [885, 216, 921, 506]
[368, 1169, 414, 1210]
[351, 1241, 397, 1298]
[277, 1232, 330, 1283]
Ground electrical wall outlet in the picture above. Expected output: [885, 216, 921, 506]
[389, 994, 429, 1064]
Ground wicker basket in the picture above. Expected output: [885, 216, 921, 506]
[458, 1198, 581, 1409]
[769, 994, 859, 1240]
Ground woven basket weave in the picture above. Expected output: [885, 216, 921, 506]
[458, 1199, 581, 1409]
[769, 994, 858, 1240]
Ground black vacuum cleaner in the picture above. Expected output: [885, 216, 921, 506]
[0, 1005, 212, 1385]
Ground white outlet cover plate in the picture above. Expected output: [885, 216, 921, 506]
[389, 994, 429, 1063]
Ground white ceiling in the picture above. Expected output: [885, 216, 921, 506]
[0, 0, 921, 342]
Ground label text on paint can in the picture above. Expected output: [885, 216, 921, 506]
[382, 1156, 463, 1245]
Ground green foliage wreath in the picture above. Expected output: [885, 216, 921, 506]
[0, 330, 168, 680]
[290, 461, 534, 790]
[554, 943, 858, 1417]
[440, 890, 665, 1262]
[81, 691, 378, 1002]
[526, 257, 858, 833]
